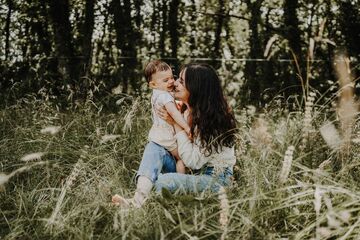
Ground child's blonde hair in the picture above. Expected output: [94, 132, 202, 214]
[144, 60, 171, 83]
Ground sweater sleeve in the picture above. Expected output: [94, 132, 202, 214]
[175, 131, 208, 170]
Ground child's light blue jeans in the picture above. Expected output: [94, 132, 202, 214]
[136, 141, 233, 193]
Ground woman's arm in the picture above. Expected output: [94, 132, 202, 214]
[158, 107, 208, 169]
[174, 123, 207, 170]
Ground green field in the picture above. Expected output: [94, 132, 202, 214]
[1, 93, 360, 239]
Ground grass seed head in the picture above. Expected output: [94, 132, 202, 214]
[319, 122, 341, 150]
[218, 186, 229, 229]
[279, 145, 295, 184]
[100, 134, 121, 144]
[334, 54, 358, 162]
[40, 126, 61, 135]
[0, 173, 10, 186]
[21, 152, 46, 162]
[123, 98, 140, 132]
[250, 117, 272, 148]
[314, 186, 323, 216]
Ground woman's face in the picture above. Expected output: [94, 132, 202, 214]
[174, 69, 190, 103]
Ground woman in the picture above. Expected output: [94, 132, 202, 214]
[112, 63, 237, 208]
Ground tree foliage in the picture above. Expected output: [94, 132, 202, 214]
[0, 0, 359, 107]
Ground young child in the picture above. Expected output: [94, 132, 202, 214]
[144, 60, 190, 174]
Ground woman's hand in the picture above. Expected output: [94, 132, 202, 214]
[173, 123, 183, 133]
[156, 105, 175, 125]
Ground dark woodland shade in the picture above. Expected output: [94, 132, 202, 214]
[1, 0, 359, 106]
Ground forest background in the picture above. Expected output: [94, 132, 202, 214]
[1, 0, 359, 106]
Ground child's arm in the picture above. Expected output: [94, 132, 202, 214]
[164, 102, 190, 134]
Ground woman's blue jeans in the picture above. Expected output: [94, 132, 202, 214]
[136, 141, 233, 193]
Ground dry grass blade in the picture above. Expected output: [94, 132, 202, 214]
[0, 161, 47, 188]
[290, 50, 306, 98]
[316, 18, 327, 41]
[308, 38, 315, 61]
[264, 35, 277, 58]
[123, 98, 140, 132]
[47, 160, 84, 227]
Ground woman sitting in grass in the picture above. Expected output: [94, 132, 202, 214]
[112, 63, 237, 208]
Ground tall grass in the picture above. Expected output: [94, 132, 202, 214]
[1, 78, 360, 239]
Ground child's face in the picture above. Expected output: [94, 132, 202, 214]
[149, 69, 175, 91]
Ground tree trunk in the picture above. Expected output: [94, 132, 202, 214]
[134, 0, 142, 28]
[338, 1, 360, 58]
[80, 0, 95, 78]
[242, 0, 264, 106]
[283, 0, 301, 59]
[48, 0, 78, 88]
[283, 0, 303, 99]
[189, 0, 197, 55]
[150, 0, 159, 48]
[211, 0, 225, 69]
[4, 0, 13, 61]
[338, 1, 360, 95]
[168, 0, 180, 71]
[111, 0, 139, 94]
[37, 0, 52, 56]
[262, 8, 277, 103]
[159, 0, 167, 58]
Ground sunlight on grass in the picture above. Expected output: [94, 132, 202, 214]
[1, 69, 360, 239]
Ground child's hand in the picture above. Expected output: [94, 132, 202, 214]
[185, 127, 191, 136]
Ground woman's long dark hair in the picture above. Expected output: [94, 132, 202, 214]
[182, 63, 237, 155]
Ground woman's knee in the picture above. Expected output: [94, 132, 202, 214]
[155, 173, 182, 193]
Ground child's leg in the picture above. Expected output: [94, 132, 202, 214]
[112, 142, 177, 208]
[170, 148, 186, 174]
[112, 176, 153, 208]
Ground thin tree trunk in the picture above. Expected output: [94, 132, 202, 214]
[159, 0, 167, 58]
[212, 0, 225, 69]
[262, 8, 277, 104]
[168, 0, 180, 70]
[134, 0, 142, 28]
[284, 0, 301, 58]
[283, 0, 303, 99]
[242, 0, 264, 106]
[111, 0, 139, 94]
[48, 0, 78, 87]
[4, 0, 13, 61]
[189, 0, 197, 55]
[150, 0, 159, 47]
[80, 0, 95, 77]
[338, 1, 360, 57]
[37, 0, 51, 56]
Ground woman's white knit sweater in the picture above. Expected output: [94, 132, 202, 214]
[175, 130, 236, 170]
